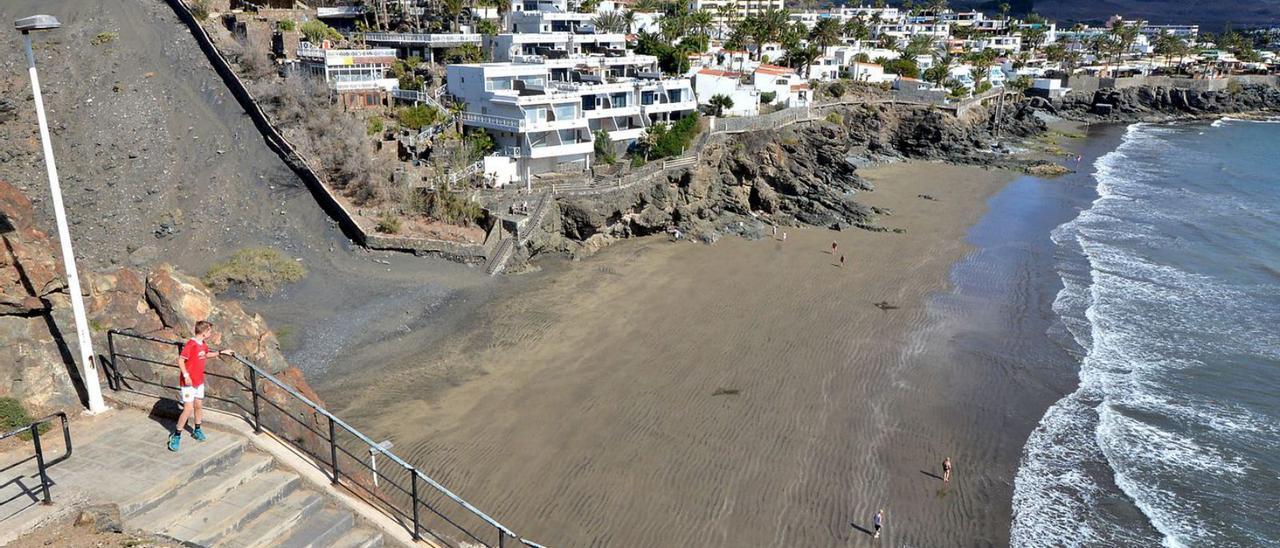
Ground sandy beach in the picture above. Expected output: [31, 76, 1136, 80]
[318, 161, 1039, 546]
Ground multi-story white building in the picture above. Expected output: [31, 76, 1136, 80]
[693, 0, 786, 32]
[447, 54, 697, 185]
[296, 43, 399, 109]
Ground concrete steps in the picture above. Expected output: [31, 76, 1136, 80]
[119, 436, 385, 547]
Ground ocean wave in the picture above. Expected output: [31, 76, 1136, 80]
[1012, 121, 1280, 547]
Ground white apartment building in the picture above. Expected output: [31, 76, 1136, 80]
[447, 55, 697, 185]
[693, 0, 786, 31]
[490, 32, 629, 62]
[296, 43, 399, 109]
[873, 22, 951, 46]
[789, 6, 902, 30]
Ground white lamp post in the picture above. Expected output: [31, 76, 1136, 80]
[16, 15, 107, 414]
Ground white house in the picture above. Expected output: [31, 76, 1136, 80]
[693, 68, 760, 116]
[847, 62, 892, 84]
[447, 54, 696, 185]
[296, 43, 399, 109]
[752, 64, 811, 107]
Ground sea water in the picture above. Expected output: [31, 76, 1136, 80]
[1012, 120, 1280, 547]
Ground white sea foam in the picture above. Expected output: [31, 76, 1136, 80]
[1010, 120, 1280, 547]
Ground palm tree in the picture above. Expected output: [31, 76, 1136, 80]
[689, 10, 714, 38]
[967, 48, 997, 89]
[623, 9, 637, 34]
[443, 0, 465, 32]
[708, 93, 734, 116]
[787, 44, 821, 78]
[594, 11, 627, 33]
[998, 2, 1010, 21]
[924, 52, 953, 89]
[843, 18, 869, 44]
[811, 18, 842, 56]
[716, 3, 735, 40]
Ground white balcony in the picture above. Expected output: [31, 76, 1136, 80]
[642, 100, 698, 114]
[608, 127, 645, 140]
[527, 140, 594, 159]
[459, 112, 589, 132]
[461, 112, 524, 131]
[363, 33, 483, 46]
[584, 106, 641, 119]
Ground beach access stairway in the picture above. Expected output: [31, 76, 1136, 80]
[0, 407, 393, 547]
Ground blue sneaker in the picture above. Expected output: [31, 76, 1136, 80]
[168, 433, 181, 452]
[192, 427, 207, 442]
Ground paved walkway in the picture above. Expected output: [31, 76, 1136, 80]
[0, 405, 395, 547]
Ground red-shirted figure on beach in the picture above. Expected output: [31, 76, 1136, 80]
[168, 320, 232, 452]
[832, 240, 838, 254]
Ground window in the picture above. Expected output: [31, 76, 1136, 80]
[554, 103, 576, 120]
[609, 92, 628, 107]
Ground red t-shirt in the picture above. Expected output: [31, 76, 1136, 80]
[180, 338, 208, 387]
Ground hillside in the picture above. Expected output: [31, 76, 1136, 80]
[953, 0, 1280, 28]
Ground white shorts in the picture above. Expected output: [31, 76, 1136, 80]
[179, 384, 206, 403]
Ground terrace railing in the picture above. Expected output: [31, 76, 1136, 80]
[0, 412, 72, 505]
[105, 330, 544, 548]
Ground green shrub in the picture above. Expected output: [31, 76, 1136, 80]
[642, 113, 701, 160]
[825, 81, 847, 98]
[1226, 79, 1244, 95]
[594, 129, 617, 164]
[413, 188, 485, 227]
[464, 130, 495, 161]
[0, 397, 48, 441]
[397, 105, 442, 130]
[190, 0, 211, 20]
[975, 81, 993, 94]
[277, 20, 296, 32]
[203, 247, 307, 296]
[825, 112, 843, 124]
[300, 20, 342, 44]
[376, 212, 402, 234]
[366, 116, 385, 136]
[91, 32, 118, 46]
[760, 91, 776, 104]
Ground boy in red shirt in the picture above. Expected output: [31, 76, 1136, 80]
[168, 320, 232, 451]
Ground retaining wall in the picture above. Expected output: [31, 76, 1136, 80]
[165, 0, 489, 260]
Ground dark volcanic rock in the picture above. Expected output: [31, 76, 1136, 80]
[534, 101, 1045, 258]
[1055, 84, 1280, 122]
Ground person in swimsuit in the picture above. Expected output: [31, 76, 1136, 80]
[943, 457, 953, 483]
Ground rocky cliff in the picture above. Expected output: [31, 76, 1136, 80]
[528, 101, 1047, 259]
[1049, 84, 1280, 123]
[0, 179, 324, 455]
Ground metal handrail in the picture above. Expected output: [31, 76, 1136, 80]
[0, 412, 72, 505]
[105, 330, 537, 547]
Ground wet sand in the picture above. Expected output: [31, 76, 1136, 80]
[321, 162, 1025, 546]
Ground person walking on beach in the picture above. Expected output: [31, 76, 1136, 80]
[943, 457, 953, 483]
[873, 509, 884, 538]
[168, 320, 233, 452]
[832, 240, 838, 254]
[840, 254, 846, 267]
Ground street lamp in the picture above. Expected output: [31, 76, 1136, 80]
[16, 15, 108, 414]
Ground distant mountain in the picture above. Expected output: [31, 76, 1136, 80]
[948, 0, 1280, 29]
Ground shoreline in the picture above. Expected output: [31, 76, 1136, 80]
[317, 161, 1025, 545]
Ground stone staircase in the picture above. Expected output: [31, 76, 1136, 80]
[122, 438, 384, 547]
[0, 409, 390, 547]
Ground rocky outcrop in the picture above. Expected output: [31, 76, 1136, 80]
[1053, 84, 1280, 122]
[531, 101, 1045, 258]
[0, 179, 320, 456]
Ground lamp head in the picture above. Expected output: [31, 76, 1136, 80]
[15, 15, 61, 33]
